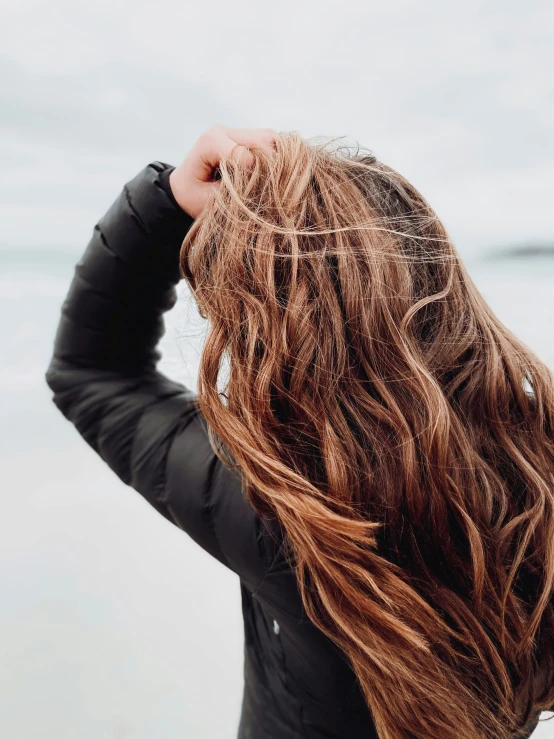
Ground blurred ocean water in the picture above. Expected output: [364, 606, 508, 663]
[1, 244, 554, 738]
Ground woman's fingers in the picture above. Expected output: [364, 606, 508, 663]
[197, 128, 251, 175]
[169, 125, 278, 218]
[200, 125, 277, 176]
[216, 125, 278, 151]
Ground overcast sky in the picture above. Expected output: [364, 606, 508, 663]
[1, 0, 553, 255]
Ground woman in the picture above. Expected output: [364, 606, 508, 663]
[45, 125, 554, 738]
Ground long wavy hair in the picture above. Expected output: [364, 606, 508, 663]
[178, 131, 554, 738]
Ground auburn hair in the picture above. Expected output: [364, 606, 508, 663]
[178, 131, 554, 738]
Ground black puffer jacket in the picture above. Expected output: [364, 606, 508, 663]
[45, 162, 542, 739]
[44, 161, 378, 739]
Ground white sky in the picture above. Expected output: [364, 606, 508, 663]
[1, 0, 553, 253]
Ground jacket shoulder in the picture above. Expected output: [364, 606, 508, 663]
[163, 409, 277, 592]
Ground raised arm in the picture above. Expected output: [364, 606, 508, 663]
[44, 145, 275, 592]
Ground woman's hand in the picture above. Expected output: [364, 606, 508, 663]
[168, 125, 278, 219]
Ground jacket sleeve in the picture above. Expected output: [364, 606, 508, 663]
[44, 161, 270, 593]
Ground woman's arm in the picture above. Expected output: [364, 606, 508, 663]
[44, 157, 271, 591]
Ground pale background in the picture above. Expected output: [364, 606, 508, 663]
[1, 1, 553, 737]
